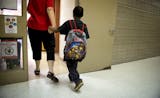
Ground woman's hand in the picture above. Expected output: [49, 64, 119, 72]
[48, 26, 57, 34]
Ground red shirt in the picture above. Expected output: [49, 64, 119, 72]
[27, 0, 54, 31]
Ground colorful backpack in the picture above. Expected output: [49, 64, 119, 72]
[64, 20, 87, 61]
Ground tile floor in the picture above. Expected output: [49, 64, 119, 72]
[0, 56, 160, 98]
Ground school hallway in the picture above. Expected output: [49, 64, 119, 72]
[0, 56, 160, 98]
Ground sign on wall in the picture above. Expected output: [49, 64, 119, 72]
[0, 38, 22, 71]
[0, 39, 18, 59]
[4, 16, 17, 33]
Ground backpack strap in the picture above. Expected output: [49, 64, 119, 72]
[82, 24, 85, 31]
[69, 20, 73, 29]
[73, 20, 77, 29]
[69, 20, 85, 31]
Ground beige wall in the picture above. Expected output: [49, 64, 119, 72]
[112, 0, 160, 64]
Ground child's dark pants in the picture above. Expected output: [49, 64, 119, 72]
[66, 60, 81, 84]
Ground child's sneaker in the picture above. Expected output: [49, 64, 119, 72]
[47, 72, 59, 83]
[74, 80, 84, 91]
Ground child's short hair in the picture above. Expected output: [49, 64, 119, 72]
[73, 6, 83, 18]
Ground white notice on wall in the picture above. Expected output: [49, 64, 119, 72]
[4, 16, 17, 33]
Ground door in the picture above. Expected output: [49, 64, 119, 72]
[54, 0, 60, 53]
[78, 0, 117, 73]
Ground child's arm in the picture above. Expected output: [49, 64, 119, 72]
[48, 20, 69, 35]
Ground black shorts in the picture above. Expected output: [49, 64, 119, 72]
[28, 28, 55, 60]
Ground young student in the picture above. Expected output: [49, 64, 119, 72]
[48, 6, 90, 91]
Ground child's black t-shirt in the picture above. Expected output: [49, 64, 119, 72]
[58, 19, 90, 39]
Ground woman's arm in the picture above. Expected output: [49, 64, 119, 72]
[47, 7, 57, 28]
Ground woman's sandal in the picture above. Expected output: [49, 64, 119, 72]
[47, 72, 59, 83]
[34, 70, 40, 75]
